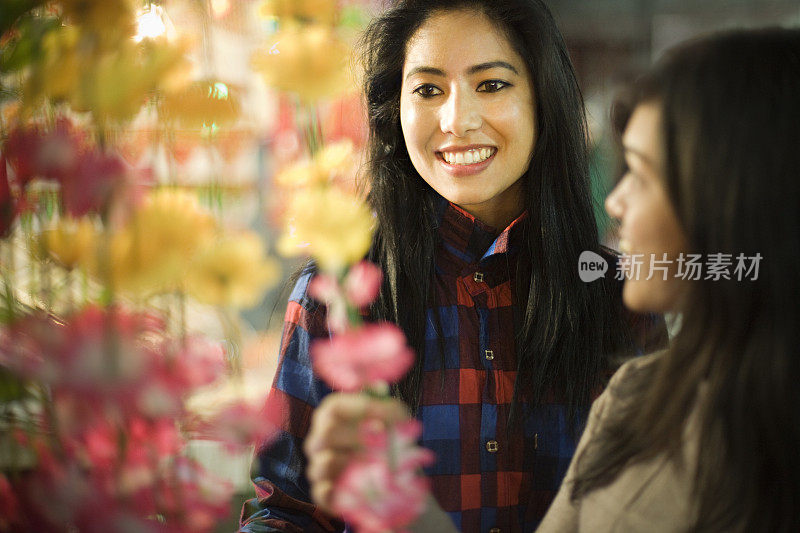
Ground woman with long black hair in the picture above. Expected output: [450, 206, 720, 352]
[241, 1, 663, 532]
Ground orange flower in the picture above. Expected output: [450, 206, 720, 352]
[160, 80, 241, 131]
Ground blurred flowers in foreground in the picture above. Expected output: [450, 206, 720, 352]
[0, 0, 284, 531]
[188, 231, 280, 308]
[306, 263, 433, 532]
[335, 419, 435, 533]
[0, 306, 277, 532]
[252, 23, 354, 103]
[277, 185, 373, 272]
[257, 3, 434, 529]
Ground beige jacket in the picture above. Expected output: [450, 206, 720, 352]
[537, 352, 699, 532]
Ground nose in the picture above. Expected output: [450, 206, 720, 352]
[439, 87, 481, 137]
[605, 180, 625, 221]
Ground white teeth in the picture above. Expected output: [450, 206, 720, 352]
[441, 148, 494, 165]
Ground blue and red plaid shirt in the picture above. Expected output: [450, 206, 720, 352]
[240, 200, 666, 533]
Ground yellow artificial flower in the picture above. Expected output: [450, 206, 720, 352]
[70, 38, 190, 123]
[22, 24, 190, 123]
[41, 217, 97, 270]
[97, 189, 216, 294]
[257, 0, 339, 26]
[316, 139, 354, 175]
[274, 139, 354, 188]
[187, 231, 280, 308]
[277, 186, 373, 272]
[251, 24, 354, 103]
[36, 26, 82, 103]
[160, 80, 241, 131]
[60, 0, 137, 39]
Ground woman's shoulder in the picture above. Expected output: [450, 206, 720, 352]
[280, 262, 331, 337]
[608, 350, 665, 390]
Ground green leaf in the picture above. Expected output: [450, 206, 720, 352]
[0, 366, 29, 403]
[0, 0, 45, 39]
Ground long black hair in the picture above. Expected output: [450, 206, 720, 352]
[358, 0, 634, 421]
[571, 28, 800, 531]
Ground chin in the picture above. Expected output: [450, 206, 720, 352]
[622, 282, 670, 314]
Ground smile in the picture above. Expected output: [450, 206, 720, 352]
[439, 147, 496, 165]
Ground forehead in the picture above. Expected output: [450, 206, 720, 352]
[403, 9, 522, 74]
[623, 103, 664, 160]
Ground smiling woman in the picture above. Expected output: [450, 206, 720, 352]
[241, 1, 667, 532]
[399, 9, 536, 229]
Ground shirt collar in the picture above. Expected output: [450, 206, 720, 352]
[434, 194, 528, 265]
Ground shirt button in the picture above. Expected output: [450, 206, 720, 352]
[489, 528, 501, 533]
[473, 271, 484, 282]
[486, 440, 499, 453]
[484, 349, 494, 360]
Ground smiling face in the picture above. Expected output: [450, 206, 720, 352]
[399, 9, 536, 229]
[605, 102, 689, 313]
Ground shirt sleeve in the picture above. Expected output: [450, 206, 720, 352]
[239, 269, 345, 533]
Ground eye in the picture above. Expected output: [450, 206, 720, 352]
[412, 84, 443, 98]
[477, 80, 511, 93]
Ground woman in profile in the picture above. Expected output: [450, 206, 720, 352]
[538, 27, 800, 531]
[306, 27, 800, 532]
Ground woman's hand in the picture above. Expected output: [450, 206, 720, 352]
[303, 392, 410, 513]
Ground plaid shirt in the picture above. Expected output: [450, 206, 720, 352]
[240, 200, 665, 533]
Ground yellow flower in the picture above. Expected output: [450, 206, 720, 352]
[37, 26, 82, 103]
[60, 0, 137, 35]
[251, 24, 354, 103]
[274, 139, 354, 188]
[70, 38, 190, 123]
[187, 231, 280, 308]
[97, 189, 216, 294]
[316, 139, 355, 175]
[41, 217, 97, 270]
[160, 80, 241, 131]
[277, 187, 373, 272]
[257, 0, 339, 26]
[22, 24, 190, 123]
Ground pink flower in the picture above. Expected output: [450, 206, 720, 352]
[309, 273, 348, 332]
[343, 261, 383, 307]
[191, 393, 285, 452]
[334, 454, 433, 533]
[311, 322, 414, 392]
[333, 417, 434, 533]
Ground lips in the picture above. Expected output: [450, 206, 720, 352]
[434, 144, 498, 177]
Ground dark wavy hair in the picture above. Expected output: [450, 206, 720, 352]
[571, 28, 800, 531]
[357, 0, 634, 421]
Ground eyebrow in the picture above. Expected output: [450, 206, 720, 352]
[622, 144, 658, 169]
[404, 61, 520, 81]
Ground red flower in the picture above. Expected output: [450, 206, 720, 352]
[0, 154, 16, 238]
[4, 119, 84, 187]
[61, 149, 130, 218]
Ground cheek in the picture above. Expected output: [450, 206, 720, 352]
[621, 206, 688, 313]
[490, 98, 536, 162]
